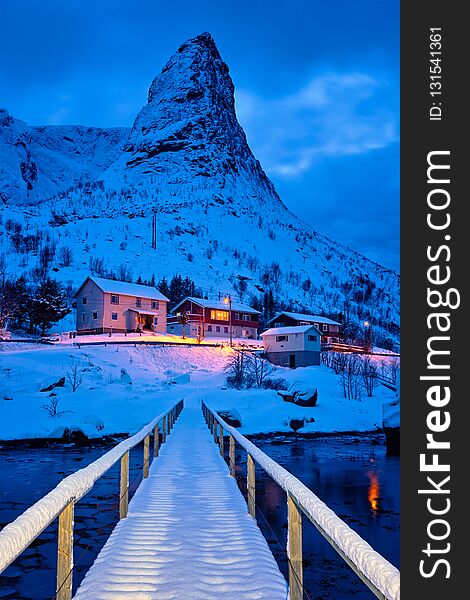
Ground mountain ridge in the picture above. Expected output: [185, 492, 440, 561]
[0, 32, 399, 344]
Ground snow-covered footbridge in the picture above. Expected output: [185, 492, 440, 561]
[0, 400, 400, 600]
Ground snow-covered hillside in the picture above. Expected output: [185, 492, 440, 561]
[0, 32, 399, 340]
[0, 108, 128, 205]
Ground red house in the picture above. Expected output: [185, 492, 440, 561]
[168, 297, 260, 340]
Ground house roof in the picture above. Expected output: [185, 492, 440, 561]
[261, 325, 320, 336]
[268, 311, 340, 326]
[172, 297, 261, 314]
[75, 276, 169, 302]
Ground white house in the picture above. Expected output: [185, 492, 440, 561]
[261, 325, 321, 368]
[74, 276, 169, 334]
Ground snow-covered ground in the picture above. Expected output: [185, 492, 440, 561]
[0, 344, 396, 440]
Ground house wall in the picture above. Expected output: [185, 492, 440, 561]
[76, 280, 167, 333]
[75, 279, 106, 331]
[265, 350, 320, 368]
[167, 321, 257, 339]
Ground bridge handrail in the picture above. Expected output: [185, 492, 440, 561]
[203, 401, 400, 600]
[0, 400, 182, 575]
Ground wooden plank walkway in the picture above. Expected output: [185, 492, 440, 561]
[73, 401, 287, 599]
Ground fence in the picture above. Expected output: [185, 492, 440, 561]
[0, 400, 183, 600]
[202, 401, 400, 600]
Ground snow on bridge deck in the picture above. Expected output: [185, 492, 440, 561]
[74, 402, 287, 599]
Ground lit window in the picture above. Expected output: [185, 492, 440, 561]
[308, 335, 317, 342]
[152, 300, 159, 310]
[111, 294, 119, 305]
[136, 297, 141, 307]
[111, 313, 118, 321]
[276, 335, 288, 342]
[92, 311, 98, 320]
[210, 310, 229, 321]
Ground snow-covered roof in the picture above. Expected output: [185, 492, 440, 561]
[76, 277, 169, 302]
[261, 325, 319, 336]
[268, 311, 340, 326]
[173, 297, 261, 314]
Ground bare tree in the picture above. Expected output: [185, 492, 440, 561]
[58, 246, 73, 267]
[339, 354, 362, 400]
[225, 351, 251, 389]
[41, 393, 71, 417]
[247, 352, 274, 387]
[67, 363, 84, 392]
[361, 356, 378, 397]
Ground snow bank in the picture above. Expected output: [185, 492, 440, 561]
[0, 402, 180, 573]
[205, 404, 400, 600]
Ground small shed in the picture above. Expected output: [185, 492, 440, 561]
[261, 325, 321, 368]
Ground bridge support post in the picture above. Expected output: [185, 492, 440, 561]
[219, 425, 224, 456]
[143, 434, 150, 478]
[229, 434, 235, 476]
[287, 494, 303, 600]
[57, 499, 74, 600]
[154, 423, 159, 457]
[247, 453, 256, 520]
[163, 416, 167, 443]
[213, 421, 218, 444]
[120, 451, 129, 519]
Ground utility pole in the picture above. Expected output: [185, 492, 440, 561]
[151, 210, 157, 250]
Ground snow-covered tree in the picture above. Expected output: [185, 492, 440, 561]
[30, 278, 70, 335]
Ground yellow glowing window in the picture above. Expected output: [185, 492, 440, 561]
[210, 310, 229, 321]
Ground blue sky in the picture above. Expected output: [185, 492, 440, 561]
[0, 0, 399, 271]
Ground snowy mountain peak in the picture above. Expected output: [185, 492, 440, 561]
[103, 32, 283, 213]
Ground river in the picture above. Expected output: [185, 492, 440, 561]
[0, 433, 399, 599]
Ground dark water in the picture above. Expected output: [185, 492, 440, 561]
[0, 435, 399, 600]
[233, 434, 399, 600]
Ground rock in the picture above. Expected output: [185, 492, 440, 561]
[120, 368, 132, 385]
[278, 386, 318, 407]
[40, 377, 66, 392]
[217, 409, 242, 428]
[289, 419, 305, 432]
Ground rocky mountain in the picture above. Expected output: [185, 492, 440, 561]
[0, 108, 128, 205]
[0, 33, 399, 344]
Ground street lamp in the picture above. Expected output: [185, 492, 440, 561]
[224, 295, 233, 347]
[363, 321, 372, 352]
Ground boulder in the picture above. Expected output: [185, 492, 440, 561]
[289, 418, 305, 432]
[278, 386, 318, 407]
[40, 377, 66, 392]
[217, 409, 242, 428]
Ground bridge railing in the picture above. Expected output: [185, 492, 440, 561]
[202, 401, 400, 600]
[0, 399, 184, 600]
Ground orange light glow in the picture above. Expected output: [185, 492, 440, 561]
[368, 471, 380, 512]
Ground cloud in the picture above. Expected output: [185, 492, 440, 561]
[235, 70, 398, 179]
